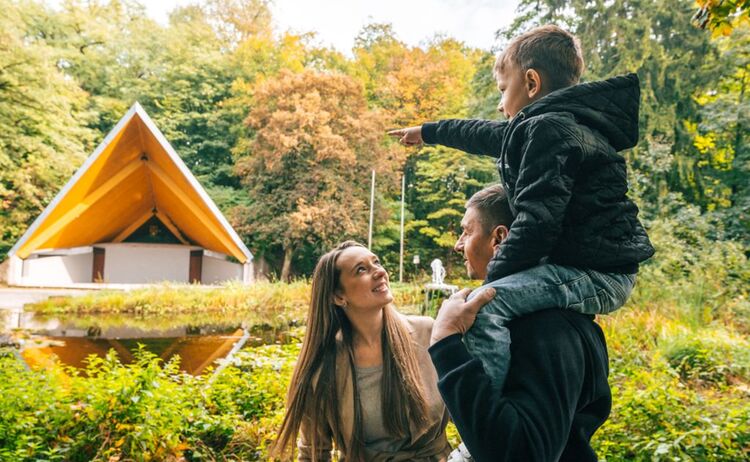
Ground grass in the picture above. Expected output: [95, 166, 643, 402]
[8, 264, 750, 461]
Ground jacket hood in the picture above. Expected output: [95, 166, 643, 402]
[523, 73, 640, 151]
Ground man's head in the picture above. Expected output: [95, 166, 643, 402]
[455, 184, 513, 280]
[494, 25, 584, 118]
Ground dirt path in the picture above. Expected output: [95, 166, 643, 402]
[0, 288, 92, 311]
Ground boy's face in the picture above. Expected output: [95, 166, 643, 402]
[496, 63, 539, 119]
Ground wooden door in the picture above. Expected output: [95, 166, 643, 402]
[92, 247, 105, 282]
[189, 250, 203, 284]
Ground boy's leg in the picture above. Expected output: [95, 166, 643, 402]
[466, 265, 635, 319]
[582, 271, 636, 315]
[462, 264, 635, 390]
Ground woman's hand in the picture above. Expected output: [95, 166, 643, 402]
[387, 126, 423, 146]
[430, 287, 496, 345]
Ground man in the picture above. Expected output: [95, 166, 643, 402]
[428, 184, 612, 462]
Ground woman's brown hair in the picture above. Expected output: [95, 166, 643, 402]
[273, 241, 429, 461]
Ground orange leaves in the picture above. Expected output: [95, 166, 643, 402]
[244, 70, 382, 170]
[233, 68, 401, 258]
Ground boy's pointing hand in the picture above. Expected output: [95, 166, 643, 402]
[387, 126, 423, 146]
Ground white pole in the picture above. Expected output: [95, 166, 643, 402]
[368, 169, 375, 249]
[399, 173, 405, 283]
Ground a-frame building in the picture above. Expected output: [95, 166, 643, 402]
[6, 103, 253, 287]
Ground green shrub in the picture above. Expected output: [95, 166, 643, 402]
[0, 340, 300, 462]
[594, 357, 750, 461]
[634, 211, 750, 327]
[661, 328, 750, 386]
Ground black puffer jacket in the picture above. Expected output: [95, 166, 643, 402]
[422, 73, 654, 282]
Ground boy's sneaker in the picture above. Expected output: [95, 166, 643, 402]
[447, 442, 474, 461]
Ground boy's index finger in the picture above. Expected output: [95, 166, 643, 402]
[386, 128, 404, 136]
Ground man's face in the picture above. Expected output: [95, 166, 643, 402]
[454, 207, 496, 280]
[496, 63, 534, 119]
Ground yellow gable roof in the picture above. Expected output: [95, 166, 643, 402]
[9, 103, 252, 263]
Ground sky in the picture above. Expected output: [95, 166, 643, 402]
[143, 0, 520, 54]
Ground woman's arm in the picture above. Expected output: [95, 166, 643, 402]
[297, 414, 334, 462]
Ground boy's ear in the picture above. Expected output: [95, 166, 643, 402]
[525, 69, 543, 99]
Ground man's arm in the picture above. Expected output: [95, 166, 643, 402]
[429, 312, 598, 462]
[388, 119, 508, 158]
[486, 116, 583, 281]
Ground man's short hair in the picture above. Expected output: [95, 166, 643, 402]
[466, 184, 513, 234]
[494, 24, 584, 92]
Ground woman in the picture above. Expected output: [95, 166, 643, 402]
[274, 241, 451, 461]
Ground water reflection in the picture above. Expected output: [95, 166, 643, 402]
[16, 312, 292, 375]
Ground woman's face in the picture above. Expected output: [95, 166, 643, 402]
[334, 246, 393, 311]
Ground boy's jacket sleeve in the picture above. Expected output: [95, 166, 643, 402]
[422, 119, 507, 158]
[486, 115, 584, 281]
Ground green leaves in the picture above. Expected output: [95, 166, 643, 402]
[0, 0, 94, 256]
[0, 338, 300, 461]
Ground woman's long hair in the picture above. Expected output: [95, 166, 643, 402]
[273, 241, 429, 461]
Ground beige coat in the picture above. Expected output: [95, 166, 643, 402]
[298, 314, 451, 461]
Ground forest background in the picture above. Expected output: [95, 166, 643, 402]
[1, 0, 748, 282]
[2, 1, 750, 461]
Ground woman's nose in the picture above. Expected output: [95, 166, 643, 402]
[373, 266, 386, 278]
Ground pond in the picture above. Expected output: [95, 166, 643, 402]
[6, 310, 294, 375]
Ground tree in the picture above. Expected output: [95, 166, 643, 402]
[349, 24, 489, 276]
[233, 70, 402, 280]
[352, 24, 481, 126]
[684, 25, 750, 244]
[693, 0, 750, 37]
[0, 0, 94, 257]
[406, 148, 498, 274]
[52, 0, 169, 134]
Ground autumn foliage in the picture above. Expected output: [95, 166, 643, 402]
[233, 70, 404, 280]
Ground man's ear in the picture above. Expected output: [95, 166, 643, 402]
[525, 69, 543, 99]
[491, 225, 510, 247]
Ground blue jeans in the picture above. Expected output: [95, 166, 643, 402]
[463, 264, 636, 390]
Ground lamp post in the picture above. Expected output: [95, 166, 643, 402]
[399, 173, 405, 282]
[368, 169, 375, 250]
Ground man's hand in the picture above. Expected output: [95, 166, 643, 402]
[387, 126, 423, 146]
[430, 287, 496, 346]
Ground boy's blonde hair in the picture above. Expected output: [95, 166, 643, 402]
[494, 25, 584, 92]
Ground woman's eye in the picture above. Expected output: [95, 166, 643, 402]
[356, 267, 365, 273]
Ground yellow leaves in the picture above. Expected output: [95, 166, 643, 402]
[352, 34, 480, 125]
[713, 146, 734, 167]
[694, 0, 750, 37]
[693, 132, 716, 153]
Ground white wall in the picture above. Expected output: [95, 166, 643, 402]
[15, 244, 249, 286]
[102, 243, 190, 283]
[21, 252, 93, 285]
[202, 253, 243, 284]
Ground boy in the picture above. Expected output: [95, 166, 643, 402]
[389, 24, 654, 393]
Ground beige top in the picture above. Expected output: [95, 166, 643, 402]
[298, 314, 451, 462]
[355, 364, 407, 454]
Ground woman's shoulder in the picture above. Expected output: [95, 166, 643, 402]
[398, 313, 434, 346]
[401, 314, 434, 331]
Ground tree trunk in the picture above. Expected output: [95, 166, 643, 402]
[253, 254, 272, 282]
[280, 246, 294, 282]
